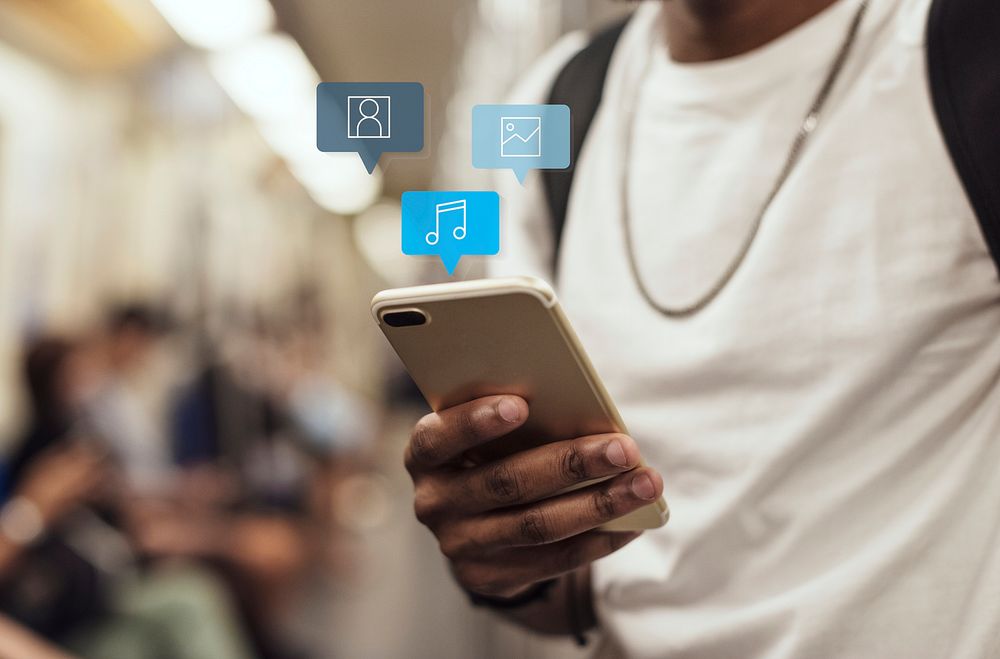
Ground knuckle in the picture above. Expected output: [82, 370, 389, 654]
[558, 444, 589, 483]
[517, 509, 552, 545]
[592, 485, 619, 519]
[439, 535, 463, 560]
[484, 462, 523, 504]
[476, 578, 513, 598]
[412, 487, 442, 526]
[474, 577, 511, 597]
[451, 562, 479, 589]
[454, 565, 506, 597]
[408, 418, 439, 467]
[439, 528, 485, 560]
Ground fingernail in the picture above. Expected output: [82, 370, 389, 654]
[497, 398, 522, 424]
[605, 440, 629, 468]
[631, 473, 656, 500]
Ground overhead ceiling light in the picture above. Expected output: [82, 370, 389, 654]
[209, 33, 319, 123]
[149, 0, 275, 51]
[257, 108, 316, 161]
[260, 112, 383, 216]
[305, 177, 383, 216]
[291, 151, 383, 216]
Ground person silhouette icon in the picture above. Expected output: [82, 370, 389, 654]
[349, 96, 391, 139]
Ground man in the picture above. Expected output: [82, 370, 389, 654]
[406, 0, 1000, 656]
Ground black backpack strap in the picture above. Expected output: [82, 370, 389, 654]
[543, 18, 630, 273]
[927, 0, 1000, 275]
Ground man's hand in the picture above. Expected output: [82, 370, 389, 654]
[406, 395, 663, 599]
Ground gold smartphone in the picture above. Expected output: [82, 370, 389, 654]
[372, 276, 668, 531]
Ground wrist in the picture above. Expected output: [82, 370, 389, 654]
[0, 496, 46, 548]
[464, 571, 593, 645]
[464, 578, 558, 610]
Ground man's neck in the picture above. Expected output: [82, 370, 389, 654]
[662, 0, 841, 63]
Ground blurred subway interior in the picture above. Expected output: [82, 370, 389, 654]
[0, 1, 626, 657]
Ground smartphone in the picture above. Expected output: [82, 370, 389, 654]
[372, 276, 668, 531]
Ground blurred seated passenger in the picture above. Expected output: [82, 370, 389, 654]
[0, 337, 256, 659]
[86, 304, 174, 495]
[155, 319, 321, 657]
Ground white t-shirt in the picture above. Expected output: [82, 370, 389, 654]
[491, 1, 1000, 657]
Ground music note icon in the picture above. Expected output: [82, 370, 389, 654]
[402, 191, 499, 274]
[425, 199, 468, 245]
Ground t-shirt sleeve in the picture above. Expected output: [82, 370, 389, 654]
[487, 32, 589, 282]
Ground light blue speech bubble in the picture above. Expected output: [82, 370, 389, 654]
[472, 104, 571, 185]
[317, 82, 424, 173]
[401, 191, 500, 275]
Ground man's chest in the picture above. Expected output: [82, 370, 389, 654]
[556, 39, 995, 448]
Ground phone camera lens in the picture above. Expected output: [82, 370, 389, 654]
[382, 310, 428, 327]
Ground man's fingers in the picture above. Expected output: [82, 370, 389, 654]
[511, 529, 641, 583]
[454, 531, 640, 598]
[439, 468, 663, 556]
[405, 396, 528, 471]
[446, 433, 641, 512]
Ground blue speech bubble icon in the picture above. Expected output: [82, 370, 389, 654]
[472, 104, 571, 185]
[317, 82, 424, 173]
[402, 191, 500, 275]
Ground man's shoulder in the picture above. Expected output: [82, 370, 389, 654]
[486, 32, 589, 281]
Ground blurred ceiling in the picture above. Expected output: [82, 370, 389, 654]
[0, 0, 630, 202]
[0, 0, 172, 72]
[271, 0, 470, 198]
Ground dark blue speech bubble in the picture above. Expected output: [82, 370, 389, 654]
[317, 82, 424, 173]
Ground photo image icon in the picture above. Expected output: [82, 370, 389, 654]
[500, 117, 541, 158]
[473, 104, 570, 184]
[348, 96, 391, 139]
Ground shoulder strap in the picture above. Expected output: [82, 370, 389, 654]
[927, 0, 1000, 275]
[543, 18, 630, 272]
